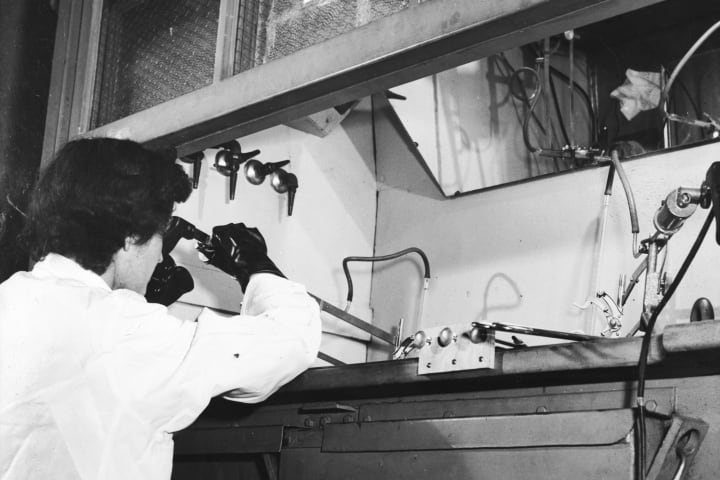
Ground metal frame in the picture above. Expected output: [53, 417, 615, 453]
[214, 0, 240, 82]
[42, 0, 666, 164]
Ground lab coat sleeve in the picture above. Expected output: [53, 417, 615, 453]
[186, 273, 322, 403]
[98, 273, 320, 435]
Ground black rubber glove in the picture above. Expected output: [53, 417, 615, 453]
[197, 223, 285, 291]
[145, 254, 194, 305]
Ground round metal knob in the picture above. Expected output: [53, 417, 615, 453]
[468, 325, 488, 344]
[411, 330, 427, 350]
[437, 327, 453, 347]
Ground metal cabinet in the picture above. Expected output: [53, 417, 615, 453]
[172, 372, 713, 479]
[172, 322, 720, 479]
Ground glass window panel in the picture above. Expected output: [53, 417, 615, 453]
[92, 0, 221, 128]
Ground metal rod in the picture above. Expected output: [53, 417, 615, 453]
[568, 30, 575, 149]
[310, 293, 396, 345]
[317, 351, 345, 366]
[475, 321, 602, 342]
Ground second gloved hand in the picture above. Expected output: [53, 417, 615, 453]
[145, 254, 194, 306]
[197, 223, 285, 291]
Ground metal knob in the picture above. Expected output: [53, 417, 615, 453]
[411, 330, 427, 350]
[437, 327, 453, 347]
[468, 325, 489, 344]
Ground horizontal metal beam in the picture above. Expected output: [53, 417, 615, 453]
[322, 409, 635, 451]
[83, 0, 665, 155]
[280, 333, 667, 394]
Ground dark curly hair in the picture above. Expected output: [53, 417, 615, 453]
[22, 138, 192, 274]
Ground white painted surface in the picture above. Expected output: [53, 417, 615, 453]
[390, 47, 591, 195]
[168, 102, 377, 365]
[371, 97, 720, 361]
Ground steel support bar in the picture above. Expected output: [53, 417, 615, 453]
[477, 321, 602, 342]
[322, 409, 635, 451]
[310, 293, 395, 345]
[317, 351, 346, 366]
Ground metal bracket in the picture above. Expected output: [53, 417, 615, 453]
[417, 323, 495, 374]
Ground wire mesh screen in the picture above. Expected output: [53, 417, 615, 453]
[256, 0, 410, 65]
[91, 0, 221, 128]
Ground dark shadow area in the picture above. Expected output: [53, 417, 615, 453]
[0, 0, 57, 281]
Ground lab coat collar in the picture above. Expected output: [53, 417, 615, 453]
[33, 253, 112, 292]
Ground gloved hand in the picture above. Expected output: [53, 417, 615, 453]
[145, 254, 195, 305]
[197, 223, 285, 291]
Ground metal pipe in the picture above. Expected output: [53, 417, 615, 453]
[567, 30, 575, 149]
[473, 321, 601, 342]
[543, 37, 553, 149]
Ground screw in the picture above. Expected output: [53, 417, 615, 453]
[536, 406, 549, 413]
[451, 359, 457, 365]
[304, 418, 314, 427]
[426, 362, 432, 369]
[679, 192, 692, 207]
[478, 356, 484, 362]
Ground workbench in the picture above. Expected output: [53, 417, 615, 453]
[172, 321, 720, 479]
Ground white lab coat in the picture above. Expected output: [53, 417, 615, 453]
[0, 253, 321, 480]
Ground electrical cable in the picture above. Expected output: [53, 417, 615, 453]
[550, 67, 597, 144]
[549, 74, 571, 147]
[610, 149, 641, 256]
[519, 40, 599, 158]
[497, 54, 548, 138]
[515, 67, 544, 154]
[342, 247, 431, 312]
[635, 209, 713, 480]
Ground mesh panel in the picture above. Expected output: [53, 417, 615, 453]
[91, 0, 220, 128]
[258, 0, 410, 64]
